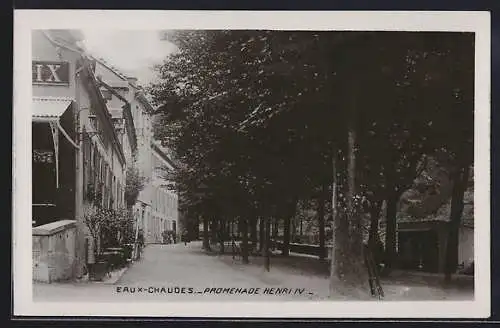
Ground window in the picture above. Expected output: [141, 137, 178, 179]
[156, 189, 160, 212]
[117, 181, 121, 208]
[162, 192, 166, 215]
[101, 89, 112, 101]
[113, 176, 116, 208]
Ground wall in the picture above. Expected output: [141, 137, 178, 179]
[32, 30, 79, 99]
[397, 222, 474, 273]
[32, 30, 87, 277]
[141, 145, 179, 244]
[91, 57, 181, 246]
[32, 31, 128, 278]
[145, 182, 178, 244]
[32, 220, 77, 283]
[458, 226, 474, 266]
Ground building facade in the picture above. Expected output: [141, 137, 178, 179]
[91, 57, 180, 245]
[141, 142, 179, 244]
[31, 30, 131, 277]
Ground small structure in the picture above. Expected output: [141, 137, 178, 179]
[32, 220, 77, 283]
[396, 189, 474, 273]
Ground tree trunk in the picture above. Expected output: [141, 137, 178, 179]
[224, 219, 229, 240]
[318, 184, 327, 261]
[282, 216, 291, 256]
[299, 216, 303, 239]
[202, 216, 210, 251]
[368, 202, 382, 244]
[210, 219, 218, 244]
[272, 218, 278, 250]
[251, 217, 257, 253]
[368, 201, 383, 269]
[219, 218, 225, 254]
[444, 163, 470, 282]
[282, 198, 297, 256]
[259, 217, 264, 253]
[265, 216, 271, 271]
[384, 189, 399, 273]
[330, 88, 370, 299]
[241, 217, 249, 264]
[330, 153, 337, 276]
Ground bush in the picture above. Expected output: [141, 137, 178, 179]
[123, 243, 134, 260]
[162, 229, 176, 244]
[101, 207, 135, 249]
[101, 249, 125, 270]
[125, 164, 146, 207]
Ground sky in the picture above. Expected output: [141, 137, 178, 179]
[82, 30, 176, 86]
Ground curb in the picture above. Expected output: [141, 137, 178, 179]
[75, 265, 130, 285]
[97, 266, 130, 285]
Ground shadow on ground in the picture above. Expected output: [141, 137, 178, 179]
[205, 242, 474, 291]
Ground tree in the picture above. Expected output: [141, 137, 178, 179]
[125, 161, 146, 208]
[100, 207, 135, 248]
[82, 203, 108, 261]
[317, 183, 328, 261]
[149, 30, 475, 298]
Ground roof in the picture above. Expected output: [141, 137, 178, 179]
[90, 56, 143, 90]
[42, 30, 85, 54]
[81, 58, 127, 166]
[108, 108, 123, 119]
[32, 97, 73, 120]
[135, 91, 155, 112]
[398, 189, 474, 228]
[96, 78, 138, 153]
[151, 141, 177, 169]
[107, 80, 130, 89]
[32, 219, 77, 236]
[91, 56, 130, 82]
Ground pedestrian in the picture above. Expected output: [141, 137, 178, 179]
[183, 230, 189, 246]
[137, 229, 145, 259]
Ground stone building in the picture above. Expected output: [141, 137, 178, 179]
[90, 56, 180, 245]
[142, 141, 179, 244]
[31, 30, 132, 280]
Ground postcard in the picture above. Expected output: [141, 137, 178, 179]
[13, 10, 490, 318]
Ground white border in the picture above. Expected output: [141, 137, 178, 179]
[13, 10, 491, 318]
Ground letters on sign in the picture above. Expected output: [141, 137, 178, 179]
[32, 61, 70, 85]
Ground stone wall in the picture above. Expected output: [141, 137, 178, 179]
[32, 220, 77, 283]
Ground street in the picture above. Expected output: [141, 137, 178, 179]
[33, 242, 331, 302]
[33, 241, 473, 302]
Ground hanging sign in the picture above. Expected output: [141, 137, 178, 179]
[33, 149, 54, 163]
[32, 61, 70, 86]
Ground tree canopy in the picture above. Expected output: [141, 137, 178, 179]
[148, 30, 474, 297]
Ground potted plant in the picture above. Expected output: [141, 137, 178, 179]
[162, 230, 169, 244]
[82, 203, 110, 281]
[110, 207, 135, 267]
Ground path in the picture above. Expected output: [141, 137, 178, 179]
[33, 241, 473, 302]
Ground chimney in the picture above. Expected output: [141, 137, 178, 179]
[48, 29, 84, 44]
[127, 76, 138, 85]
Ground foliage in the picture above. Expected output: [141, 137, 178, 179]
[82, 203, 109, 257]
[101, 207, 135, 248]
[125, 162, 147, 207]
[162, 229, 177, 243]
[148, 30, 474, 295]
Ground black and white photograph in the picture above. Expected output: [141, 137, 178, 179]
[13, 10, 490, 318]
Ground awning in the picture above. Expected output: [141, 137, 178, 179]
[32, 96, 73, 121]
[32, 97, 79, 189]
